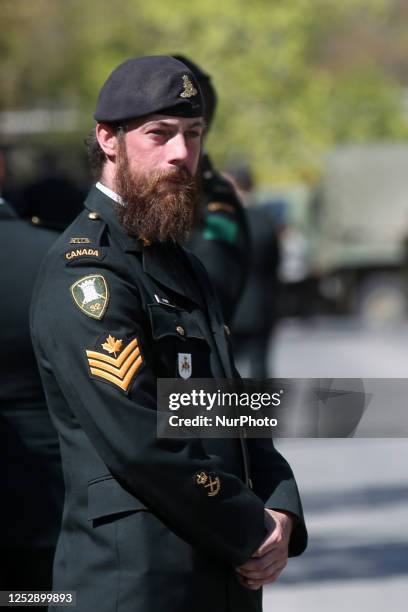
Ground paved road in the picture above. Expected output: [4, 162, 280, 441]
[273, 316, 408, 378]
[261, 318, 408, 612]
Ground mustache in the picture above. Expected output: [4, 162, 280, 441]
[149, 166, 192, 186]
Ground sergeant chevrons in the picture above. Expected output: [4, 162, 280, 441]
[86, 335, 143, 392]
[30, 186, 307, 612]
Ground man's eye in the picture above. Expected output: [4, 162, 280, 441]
[186, 131, 201, 139]
[150, 130, 167, 136]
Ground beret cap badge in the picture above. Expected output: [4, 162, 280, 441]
[180, 75, 198, 99]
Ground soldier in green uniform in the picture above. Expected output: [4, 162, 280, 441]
[31, 56, 307, 612]
[0, 153, 63, 607]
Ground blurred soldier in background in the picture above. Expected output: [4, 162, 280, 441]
[0, 150, 64, 607]
[0, 152, 17, 217]
[15, 150, 85, 229]
[230, 166, 281, 379]
[174, 55, 250, 326]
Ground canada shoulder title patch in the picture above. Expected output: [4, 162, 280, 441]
[70, 274, 109, 320]
[64, 247, 105, 265]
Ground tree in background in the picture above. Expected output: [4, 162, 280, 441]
[1, 0, 408, 182]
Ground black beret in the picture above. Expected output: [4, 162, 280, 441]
[94, 55, 204, 123]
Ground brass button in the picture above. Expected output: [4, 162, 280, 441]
[88, 212, 100, 220]
[224, 324, 231, 336]
[31, 216, 41, 225]
[176, 325, 185, 336]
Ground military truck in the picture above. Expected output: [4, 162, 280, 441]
[311, 144, 408, 323]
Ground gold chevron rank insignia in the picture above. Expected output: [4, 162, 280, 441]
[86, 335, 143, 392]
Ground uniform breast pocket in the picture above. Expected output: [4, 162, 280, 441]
[148, 304, 212, 378]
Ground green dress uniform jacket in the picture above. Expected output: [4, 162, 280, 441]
[30, 186, 307, 612]
[0, 203, 63, 597]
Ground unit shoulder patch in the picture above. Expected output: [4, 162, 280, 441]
[86, 334, 143, 392]
[70, 274, 109, 320]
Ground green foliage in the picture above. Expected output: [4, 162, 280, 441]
[2, 0, 408, 181]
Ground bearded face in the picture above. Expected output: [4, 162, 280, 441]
[114, 135, 201, 244]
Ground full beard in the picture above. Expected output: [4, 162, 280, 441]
[114, 143, 201, 244]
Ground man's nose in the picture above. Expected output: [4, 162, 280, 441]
[167, 133, 188, 166]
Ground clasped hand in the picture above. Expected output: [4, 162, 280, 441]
[236, 509, 293, 590]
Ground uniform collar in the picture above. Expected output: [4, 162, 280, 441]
[95, 181, 123, 205]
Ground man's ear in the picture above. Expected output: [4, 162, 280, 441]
[96, 123, 120, 159]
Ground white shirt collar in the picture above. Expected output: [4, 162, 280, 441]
[95, 181, 123, 205]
